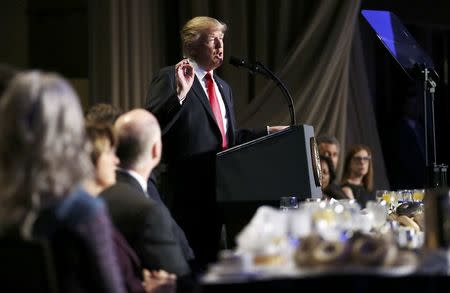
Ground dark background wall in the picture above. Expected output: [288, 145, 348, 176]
[1, 0, 450, 188]
[0, 0, 89, 107]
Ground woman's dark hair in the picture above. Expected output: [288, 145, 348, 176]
[320, 155, 336, 183]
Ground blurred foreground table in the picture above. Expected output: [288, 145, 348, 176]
[199, 252, 450, 293]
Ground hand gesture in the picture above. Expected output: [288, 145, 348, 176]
[176, 59, 195, 100]
[142, 269, 177, 293]
[267, 125, 289, 134]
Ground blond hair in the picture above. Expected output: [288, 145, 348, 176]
[180, 16, 227, 58]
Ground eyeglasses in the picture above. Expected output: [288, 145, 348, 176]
[352, 156, 371, 162]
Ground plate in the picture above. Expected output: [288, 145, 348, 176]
[294, 251, 418, 276]
[202, 251, 418, 284]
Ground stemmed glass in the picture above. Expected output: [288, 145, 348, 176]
[280, 196, 299, 211]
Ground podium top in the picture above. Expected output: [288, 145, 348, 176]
[217, 125, 295, 156]
[361, 9, 436, 80]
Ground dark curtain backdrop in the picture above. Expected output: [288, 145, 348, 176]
[90, 0, 389, 189]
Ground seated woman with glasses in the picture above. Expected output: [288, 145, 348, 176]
[340, 144, 376, 208]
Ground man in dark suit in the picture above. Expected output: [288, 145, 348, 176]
[146, 16, 285, 268]
[85, 102, 194, 266]
[99, 109, 190, 276]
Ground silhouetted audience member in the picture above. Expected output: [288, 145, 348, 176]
[341, 144, 376, 208]
[0, 71, 125, 293]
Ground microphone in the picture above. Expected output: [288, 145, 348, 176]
[229, 56, 296, 125]
[229, 56, 270, 78]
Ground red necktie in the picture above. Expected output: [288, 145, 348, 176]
[205, 72, 228, 149]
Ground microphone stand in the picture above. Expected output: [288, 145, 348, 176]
[254, 61, 296, 126]
[421, 66, 447, 188]
[422, 67, 437, 167]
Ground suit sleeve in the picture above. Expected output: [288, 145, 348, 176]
[146, 68, 183, 135]
[135, 203, 191, 276]
[235, 128, 268, 144]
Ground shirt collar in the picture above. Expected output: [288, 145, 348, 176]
[117, 168, 147, 193]
[189, 59, 214, 81]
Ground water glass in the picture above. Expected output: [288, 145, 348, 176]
[398, 189, 413, 203]
[366, 200, 388, 229]
[280, 196, 299, 211]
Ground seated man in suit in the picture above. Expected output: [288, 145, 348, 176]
[86, 103, 197, 268]
[86, 103, 195, 266]
[99, 109, 191, 276]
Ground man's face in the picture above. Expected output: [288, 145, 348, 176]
[319, 143, 339, 170]
[190, 29, 224, 71]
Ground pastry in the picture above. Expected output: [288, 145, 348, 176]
[351, 235, 388, 266]
[311, 240, 349, 266]
[294, 234, 322, 266]
[397, 215, 420, 231]
[253, 253, 284, 265]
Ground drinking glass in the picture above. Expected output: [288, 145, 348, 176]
[413, 189, 425, 202]
[399, 189, 413, 203]
[280, 196, 299, 211]
[366, 200, 388, 230]
[375, 190, 388, 204]
[382, 191, 398, 211]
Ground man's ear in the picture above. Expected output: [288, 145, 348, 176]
[151, 140, 162, 162]
[186, 47, 195, 58]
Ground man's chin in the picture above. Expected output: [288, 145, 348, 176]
[216, 58, 224, 66]
[210, 60, 223, 70]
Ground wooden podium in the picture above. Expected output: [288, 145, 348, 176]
[216, 124, 322, 247]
